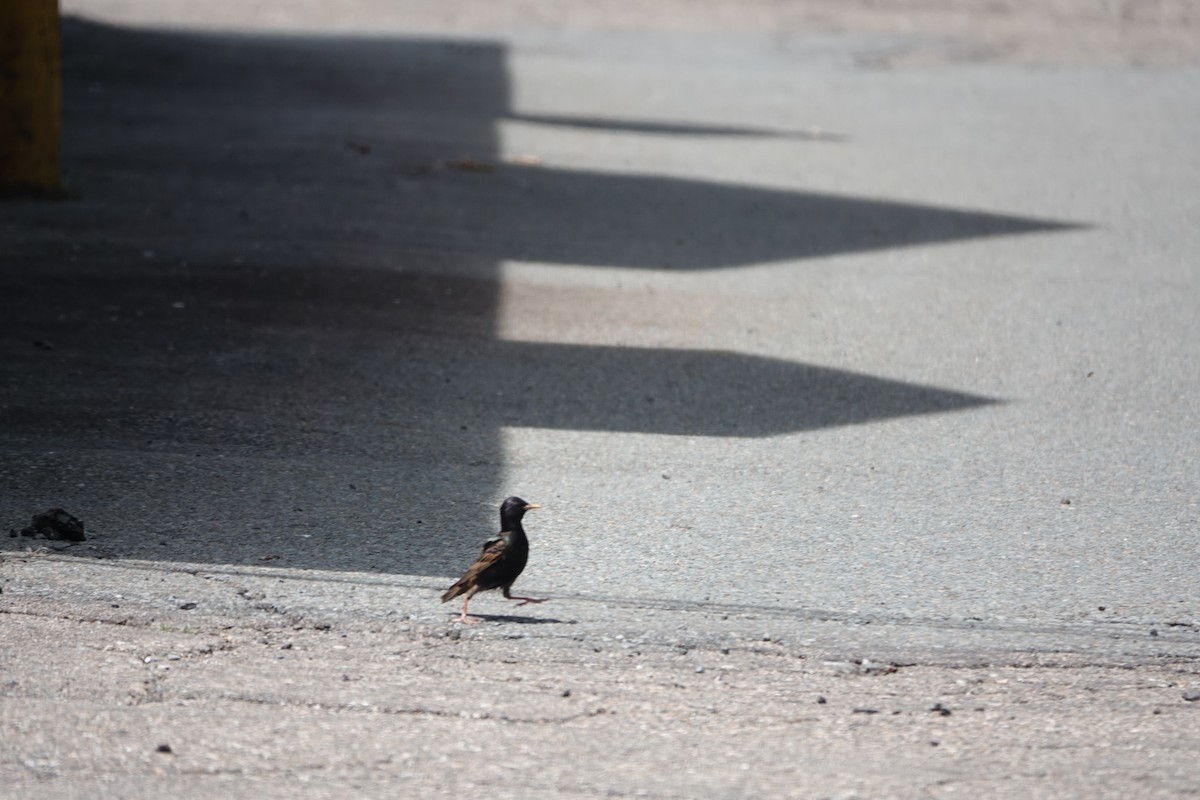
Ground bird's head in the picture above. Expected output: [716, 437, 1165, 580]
[500, 496, 541, 523]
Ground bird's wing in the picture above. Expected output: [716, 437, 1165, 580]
[441, 534, 510, 603]
[461, 534, 509, 579]
[478, 535, 505, 558]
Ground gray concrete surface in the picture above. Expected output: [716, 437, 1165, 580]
[2, 2, 1199, 797]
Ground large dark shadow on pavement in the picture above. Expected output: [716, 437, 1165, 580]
[396, 166, 1078, 269]
[0, 19, 1060, 576]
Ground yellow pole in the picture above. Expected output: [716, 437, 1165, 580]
[0, 0, 61, 195]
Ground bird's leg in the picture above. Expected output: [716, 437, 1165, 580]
[455, 596, 482, 624]
[502, 586, 545, 607]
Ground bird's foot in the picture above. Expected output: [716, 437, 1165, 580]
[454, 615, 483, 625]
[510, 596, 546, 607]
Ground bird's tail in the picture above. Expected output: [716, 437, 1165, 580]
[441, 580, 467, 603]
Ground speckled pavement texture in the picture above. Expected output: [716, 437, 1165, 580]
[2, 2, 1198, 797]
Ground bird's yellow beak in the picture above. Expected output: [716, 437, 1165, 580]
[524, 502, 542, 510]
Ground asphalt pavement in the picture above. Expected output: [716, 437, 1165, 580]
[2, 2, 1199, 797]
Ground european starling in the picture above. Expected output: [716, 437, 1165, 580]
[441, 496, 544, 624]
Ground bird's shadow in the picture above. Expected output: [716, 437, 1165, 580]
[455, 613, 577, 625]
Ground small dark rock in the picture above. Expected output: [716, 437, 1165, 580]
[178, 602, 197, 611]
[19, 527, 37, 538]
[155, 743, 173, 754]
[852, 708, 880, 715]
[816, 695, 827, 705]
[1150, 629, 1159, 637]
[8, 529, 16, 538]
[930, 703, 952, 716]
[1182, 689, 1200, 702]
[30, 508, 86, 541]
[930, 740, 940, 747]
[561, 689, 572, 698]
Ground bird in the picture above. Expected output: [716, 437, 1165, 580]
[441, 496, 545, 624]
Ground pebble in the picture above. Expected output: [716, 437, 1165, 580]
[1182, 689, 1200, 702]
